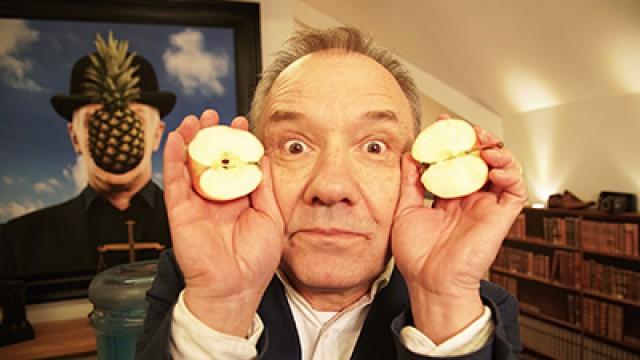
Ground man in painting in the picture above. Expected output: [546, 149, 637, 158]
[0, 50, 175, 297]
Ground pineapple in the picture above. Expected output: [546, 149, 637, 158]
[82, 32, 145, 174]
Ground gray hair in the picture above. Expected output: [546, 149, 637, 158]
[248, 26, 421, 134]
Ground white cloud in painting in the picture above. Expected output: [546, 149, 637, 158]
[3, 175, 25, 185]
[33, 178, 62, 193]
[0, 19, 45, 92]
[163, 29, 230, 97]
[0, 199, 45, 220]
[63, 155, 88, 193]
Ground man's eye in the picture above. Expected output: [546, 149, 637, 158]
[364, 141, 386, 154]
[284, 140, 308, 154]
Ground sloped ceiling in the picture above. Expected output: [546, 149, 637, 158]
[300, 0, 640, 118]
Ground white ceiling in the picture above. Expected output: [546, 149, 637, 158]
[300, 0, 640, 118]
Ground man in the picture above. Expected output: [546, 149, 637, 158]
[137, 27, 526, 359]
[0, 53, 175, 297]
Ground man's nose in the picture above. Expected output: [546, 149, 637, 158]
[303, 148, 360, 206]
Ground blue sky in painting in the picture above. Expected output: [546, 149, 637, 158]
[0, 18, 238, 223]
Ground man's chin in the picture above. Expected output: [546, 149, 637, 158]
[281, 234, 388, 294]
[282, 255, 379, 294]
[91, 166, 146, 190]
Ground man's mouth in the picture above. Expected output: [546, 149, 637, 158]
[300, 228, 365, 237]
[293, 228, 370, 245]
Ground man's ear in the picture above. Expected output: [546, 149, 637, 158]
[152, 120, 166, 151]
[67, 121, 82, 155]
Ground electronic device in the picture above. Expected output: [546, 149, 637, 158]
[597, 191, 637, 214]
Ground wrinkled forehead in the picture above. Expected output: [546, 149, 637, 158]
[257, 51, 415, 139]
[272, 51, 406, 99]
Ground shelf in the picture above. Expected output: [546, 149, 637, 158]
[520, 306, 580, 331]
[581, 288, 640, 308]
[491, 267, 580, 293]
[524, 207, 640, 221]
[581, 248, 640, 262]
[520, 306, 640, 354]
[505, 236, 579, 251]
[581, 328, 640, 354]
[505, 237, 640, 261]
[492, 267, 640, 307]
[522, 343, 556, 360]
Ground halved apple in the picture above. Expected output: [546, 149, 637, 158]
[411, 119, 497, 199]
[188, 125, 264, 201]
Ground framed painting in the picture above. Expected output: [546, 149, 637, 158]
[0, 0, 261, 303]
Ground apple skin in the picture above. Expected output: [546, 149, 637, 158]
[187, 125, 264, 201]
[411, 119, 489, 199]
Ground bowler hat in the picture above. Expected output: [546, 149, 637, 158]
[51, 54, 176, 121]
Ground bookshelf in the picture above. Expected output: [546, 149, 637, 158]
[492, 207, 640, 359]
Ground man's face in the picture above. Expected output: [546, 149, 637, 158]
[258, 52, 415, 300]
[68, 103, 165, 191]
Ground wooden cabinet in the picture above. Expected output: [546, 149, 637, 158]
[491, 207, 640, 359]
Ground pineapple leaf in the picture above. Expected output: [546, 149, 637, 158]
[106, 77, 117, 92]
[121, 52, 136, 73]
[130, 64, 140, 76]
[108, 32, 117, 53]
[87, 57, 105, 77]
[106, 56, 118, 78]
[123, 86, 141, 101]
[81, 82, 100, 92]
[117, 41, 129, 62]
[123, 88, 141, 98]
[104, 33, 120, 76]
[84, 90, 101, 99]
[117, 68, 135, 85]
[113, 70, 126, 85]
[128, 76, 140, 89]
[88, 54, 102, 73]
[84, 69, 102, 85]
[94, 33, 108, 57]
[83, 92, 101, 102]
[85, 32, 141, 106]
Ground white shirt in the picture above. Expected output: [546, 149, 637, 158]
[170, 261, 494, 359]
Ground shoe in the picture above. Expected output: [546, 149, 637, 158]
[560, 190, 595, 209]
[548, 193, 563, 208]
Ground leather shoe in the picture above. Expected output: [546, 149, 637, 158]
[548, 193, 563, 208]
[547, 191, 595, 209]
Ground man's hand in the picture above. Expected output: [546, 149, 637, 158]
[391, 116, 527, 344]
[163, 109, 284, 337]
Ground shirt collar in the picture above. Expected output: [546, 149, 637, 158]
[369, 257, 395, 299]
[82, 180, 158, 210]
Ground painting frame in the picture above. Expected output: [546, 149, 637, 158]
[0, 0, 262, 115]
[0, 0, 261, 304]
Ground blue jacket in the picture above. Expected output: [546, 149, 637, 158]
[136, 250, 522, 359]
